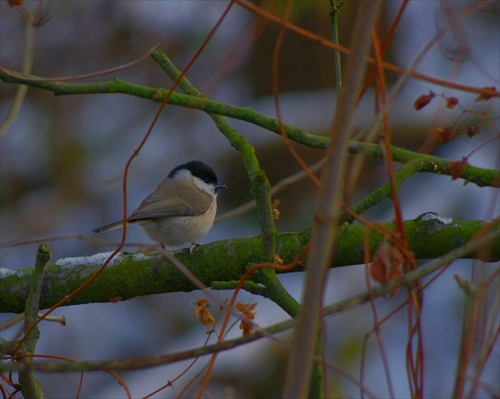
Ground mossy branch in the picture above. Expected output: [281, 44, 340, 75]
[1, 224, 496, 377]
[1, 219, 497, 314]
[1, 67, 498, 188]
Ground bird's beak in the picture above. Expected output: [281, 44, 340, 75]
[216, 183, 227, 192]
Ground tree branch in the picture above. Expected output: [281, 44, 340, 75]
[2, 224, 497, 376]
[17, 244, 50, 399]
[1, 218, 497, 314]
[1, 67, 497, 188]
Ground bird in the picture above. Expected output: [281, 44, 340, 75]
[93, 160, 226, 250]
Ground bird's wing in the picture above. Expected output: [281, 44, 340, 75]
[127, 181, 212, 221]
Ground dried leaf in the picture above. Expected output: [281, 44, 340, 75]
[413, 92, 434, 110]
[466, 124, 480, 137]
[370, 240, 405, 297]
[447, 158, 468, 180]
[272, 199, 281, 221]
[194, 298, 215, 327]
[445, 97, 459, 109]
[475, 86, 497, 102]
[436, 127, 455, 143]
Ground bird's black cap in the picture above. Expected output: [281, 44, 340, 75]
[169, 160, 224, 188]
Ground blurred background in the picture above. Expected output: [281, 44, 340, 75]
[1, 1, 498, 398]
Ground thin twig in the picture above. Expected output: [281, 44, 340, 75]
[282, 3, 383, 397]
[216, 158, 325, 223]
[0, 12, 35, 137]
[17, 244, 51, 399]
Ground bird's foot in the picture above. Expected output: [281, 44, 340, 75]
[189, 242, 200, 254]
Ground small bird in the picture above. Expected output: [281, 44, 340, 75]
[93, 160, 226, 250]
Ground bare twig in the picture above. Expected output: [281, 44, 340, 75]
[17, 244, 51, 399]
[282, 3, 383, 397]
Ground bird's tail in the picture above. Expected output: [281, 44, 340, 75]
[92, 220, 128, 233]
